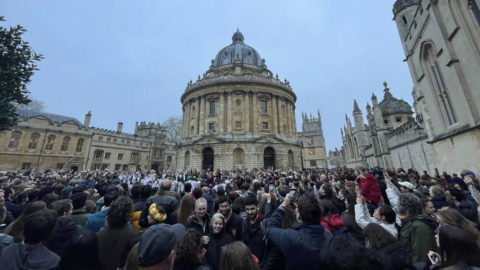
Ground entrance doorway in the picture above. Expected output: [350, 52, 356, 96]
[70, 166, 79, 172]
[151, 163, 159, 173]
[264, 147, 275, 169]
[203, 147, 214, 171]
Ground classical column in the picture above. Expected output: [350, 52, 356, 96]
[181, 105, 186, 137]
[244, 91, 250, 132]
[276, 96, 281, 133]
[292, 105, 297, 136]
[185, 101, 191, 137]
[287, 101, 293, 136]
[227, 91, 232, 133]
[271, 94, 278, 134]
[196, 97, 201, 136]
[199, 96, 205, 135]
[219, 92, 225, 133]
[252, 91, 258, 132]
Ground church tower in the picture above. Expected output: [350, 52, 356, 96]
[301, 110, 327, 169]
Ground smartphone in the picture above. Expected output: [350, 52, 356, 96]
[269, 184, 274, 191]
[289, 190, 298, 203]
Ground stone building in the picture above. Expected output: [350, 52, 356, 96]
[177, 29, 302, 171]
[297, 110, 327, 169]
[339, 0, 480, 173]
[341, 82, 414, 168]
[0, 109, 91, 172]
[327, 147, 346, 168]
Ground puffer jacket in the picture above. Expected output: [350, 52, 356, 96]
[358, 173, 382, 205]
[131, 199, 147, 231]
[321, 214, 345, 233]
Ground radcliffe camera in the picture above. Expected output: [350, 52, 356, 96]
[1, 1, 480, 270]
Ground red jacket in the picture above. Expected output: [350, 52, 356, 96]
[358, 173, 381, 205]
[321, 214, 345, 233]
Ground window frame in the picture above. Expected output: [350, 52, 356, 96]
[28, 133, 40, 150]
[61, 136, 71, 152]
[209, 101, 216, 115]
[260, 100, 268, 114]
[8, 131, 22, 148]
[45, 135, 56, 151]
[262, 122, 269, 130]
[76, 138, 85, 153]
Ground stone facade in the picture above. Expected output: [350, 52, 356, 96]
[0, 109, 175, 172]
[298, 111, 327, 169]
[328, 147, 346, 168]
[177, 30, 302, 171]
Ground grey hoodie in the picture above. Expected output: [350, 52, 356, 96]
[0, 243, 60, 270]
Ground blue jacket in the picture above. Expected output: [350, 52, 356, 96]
[84, 209, 131, 232]
[266, 206, 330, 270]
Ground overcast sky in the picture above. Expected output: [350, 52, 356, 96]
[2, 0, 413, 152]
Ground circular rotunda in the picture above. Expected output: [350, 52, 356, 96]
[177, 29, 302, 171]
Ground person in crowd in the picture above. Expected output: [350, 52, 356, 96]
[184, 183, 194, 200]
[447, 186, 479, 223]
[363, 223, 411, 269]
[137, 223, 186, 270]
[84, 188, 120, 232]
[131, 185, 151, 231]
[186, 198, 211, 236]
[436, 207, 480, 247]
[0, 206, 13, 254]
[398, 193, 438, 265]
[232, 196, 247, 220]
[428, 225, 480, 269]
[97, 196, 140, 270]
[139, 180, 179, 228]
[429, 185, 453, 211]
[319, 234, 389, 270]
[42, 193, 59, 208]
[173, 229, 209, 270]
[319, 199, 345, 234]
[70, 192, 91, 227]
[266, 194, 330, 270]
[462, 171, 480, 204]
[355, 195, 398, 238]
[0, 209, 60, 269]
[355, 166, 381, 216]
[193, 188, 203, 200]
[220, 241, 260, 270]
[215, 195, 243, 241]
[202, 213, 234, 270]
[202, 187, 215, 216]
[177, 194, 195, 225]
[4, 201, 47, 243]
[319, 183, 345, 213]
[410, 174, 427, 194]
[341, 194, 365, 244]
[242, 194, 268, 268]
[450, 173, 468, 191]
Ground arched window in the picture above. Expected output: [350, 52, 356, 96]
[61, 137, 71, 151]
[233, 148, 244, 166]
[288, 150, 294, 169]
[28, 133, 40, 149]
[184, 151, 190, 170]
[191, 106, 196, 119]
[45, 135, 56, 151]
[76, 138, 85, 153]
[8, 131, 21, 148]
[423, 44, 457, 126]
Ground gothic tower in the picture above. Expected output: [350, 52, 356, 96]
[300, 110, 327, 169]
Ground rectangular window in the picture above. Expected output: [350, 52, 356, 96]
[235, 121, 241, 129]
[140, 143, 143, 146]
[395, 117, 402, 123]
[115, 164, 121, 170]
[209, 123, 215, 132]
[56, 163, 64, 170]
[107, 137, 111, 142]
[94, 151, 103, 159]
[92, 164, 101, 170]
[105, 152, 111, 159]
[308, 148, 316, 155]
[310, 160, 317, 167]
[22, 163, 32, 170]
[210, 101, 216, 115]
[131, 153, 138, 162]
[118, 153, 123, 160]
[121, 140, 125, 144]
[113, 138, 117, 143]
[261, 100, 267, 114]
[102, 164, 109, 170]
[262, 122, 269, 130]
[98, 136, 103, 141]
[167, 156, 172, 162]
[127, 140, 130, 145]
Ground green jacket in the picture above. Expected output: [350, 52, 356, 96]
[400, 216, 438, 264]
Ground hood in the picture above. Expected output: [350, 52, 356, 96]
[403, 215, 437, 230]
[44, 217, 81, 256]
[361, 173, 377, 183]
[3, 244, 60, 270]
[322, 214, 345, 229]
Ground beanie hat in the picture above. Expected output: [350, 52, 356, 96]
[149, 203, 167, 223]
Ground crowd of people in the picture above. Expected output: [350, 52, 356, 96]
[0, 166, 480, 270]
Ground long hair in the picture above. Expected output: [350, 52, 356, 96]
[430, 185, 451, 201]
[437, 207, 480, 247]
[107, 197, 133, 228]
[345, 194, 356, 214]
[220, 242, 259, 270]
[439, 225, 480, 267]
[398, 193, 423, 222]
[363, 223, 398, 249]
[177, 195, 195, 225]
[5, 201, 47, 242]
[173, 229, 202, 268]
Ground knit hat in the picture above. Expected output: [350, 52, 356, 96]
[149, 203, 167, 223]
[464, 171, 476, 178]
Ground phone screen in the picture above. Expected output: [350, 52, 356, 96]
[269, 185, 274, 191]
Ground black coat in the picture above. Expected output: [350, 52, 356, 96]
[242, 215, 267, 268]
[431, 197, 453, 212]
[202, 231, 234, 270]
[138, 191, 179, 227]
[455, 199, 478, 222]
[319, 195, 345, 214]
[224, 212, 243, 241]
[378, 242, 411, 270]
[186, 214, 211, 236]
[341, 212, 365, 244]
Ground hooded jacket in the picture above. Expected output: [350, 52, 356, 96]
[0, 243, 60, 270]
[400, 215, 438, 264]
[186, 213, 211, 236]
[358, 173, 382, 205]
[266, 206, 331, 270]
[321, 214, 345, 233]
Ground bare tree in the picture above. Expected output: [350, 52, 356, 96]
[13, 99, 45, 112]
[162, 115, 182, 143]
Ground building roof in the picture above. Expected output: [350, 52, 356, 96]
[16, 108, 84, 127]
[393, 0, 419, 16]
[378, 82, 413, 116]
[213, 29, 263, 68]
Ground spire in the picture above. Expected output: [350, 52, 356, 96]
[383, 81, 393, 99]
[366, 102, 371, 109]
[353, 100, 361, 113]
[366, 102, 372, 115]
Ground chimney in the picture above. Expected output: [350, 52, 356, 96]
[117, 122, 123, 133]
[84, 111, 92, 127]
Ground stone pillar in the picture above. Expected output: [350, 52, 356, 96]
[219, 92, 225, 133]
[244, 91, 250, 132]
[287, 102, 293, 136]
[292, 105, 297, 136]
[196, 97, 201, 136]
[181, 105, 186, 137]
[187, 101, 193, 137]
[199, 96, 205, 135]
[227, 91, 232, 133]
[252, 91, 258, 132]
[272, 94, 278, 134]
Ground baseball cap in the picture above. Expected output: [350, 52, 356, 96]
[398, 181, 414, 191]
[137, 223, 186, 267]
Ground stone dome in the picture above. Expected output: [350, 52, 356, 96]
[378, 82, 413, 116]
[213, 29, 263, 68]
[393, 0, 419, 15]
